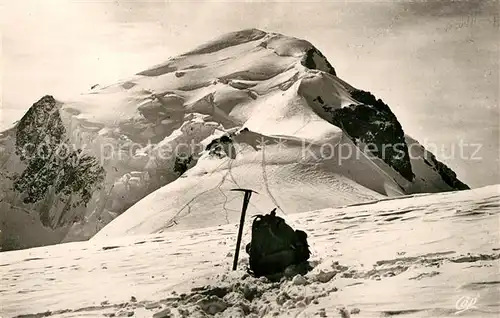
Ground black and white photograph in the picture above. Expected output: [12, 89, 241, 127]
[0, 0, 499, 317]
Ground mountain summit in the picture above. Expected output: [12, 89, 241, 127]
[0, 29, 468, 250]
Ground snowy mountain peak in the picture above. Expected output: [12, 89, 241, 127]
[0, 29, 468, 250]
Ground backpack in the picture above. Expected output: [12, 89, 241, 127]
[245, 208, 310, 277]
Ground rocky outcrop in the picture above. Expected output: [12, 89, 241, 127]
[173, 155, 193, 176]
[9, 96, 106, 229]
[425, 151, 470, 190]
[301, 48, 337, 76]
[323, 89, 469, 190]
[324, 90, 414, 181]
[205, 135, 236, 159]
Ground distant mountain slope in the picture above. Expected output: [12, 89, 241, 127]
[0, 29, 468, 249]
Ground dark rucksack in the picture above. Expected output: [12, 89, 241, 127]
[245, 208, 310, 277]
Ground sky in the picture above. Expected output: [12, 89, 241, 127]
[1, 0, 498, 187]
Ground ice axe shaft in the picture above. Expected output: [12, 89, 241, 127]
[231, 188, 258, 270]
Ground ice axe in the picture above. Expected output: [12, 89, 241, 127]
[230, 188, 258, 270]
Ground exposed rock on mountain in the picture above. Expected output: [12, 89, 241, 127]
[424, 148, 470, 190]
[324, 89, 414, 181]
[302, 48, 337, 77]
[4, 95, 106, 231]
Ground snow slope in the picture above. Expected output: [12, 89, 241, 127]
[0, 29, 468, 249]
[1, 185, 498, 318]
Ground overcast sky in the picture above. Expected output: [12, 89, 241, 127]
[2, 0, 498, 187]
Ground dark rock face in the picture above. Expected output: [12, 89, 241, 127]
[322, 89, 469, 190]
[426, 151, 470, 190]
[324, 90, 414, 181]
[205, 135, 236, 159]
[174, 154, 193, 176]
[301, 48, 337, 76]
[347, 90, 469, 190]
[15, 96, 65, 162]
[12, 95, 106, 229]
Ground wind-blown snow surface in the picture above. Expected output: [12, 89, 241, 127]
[1, 185, 498, 318]
[0, 29, 468, 249]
